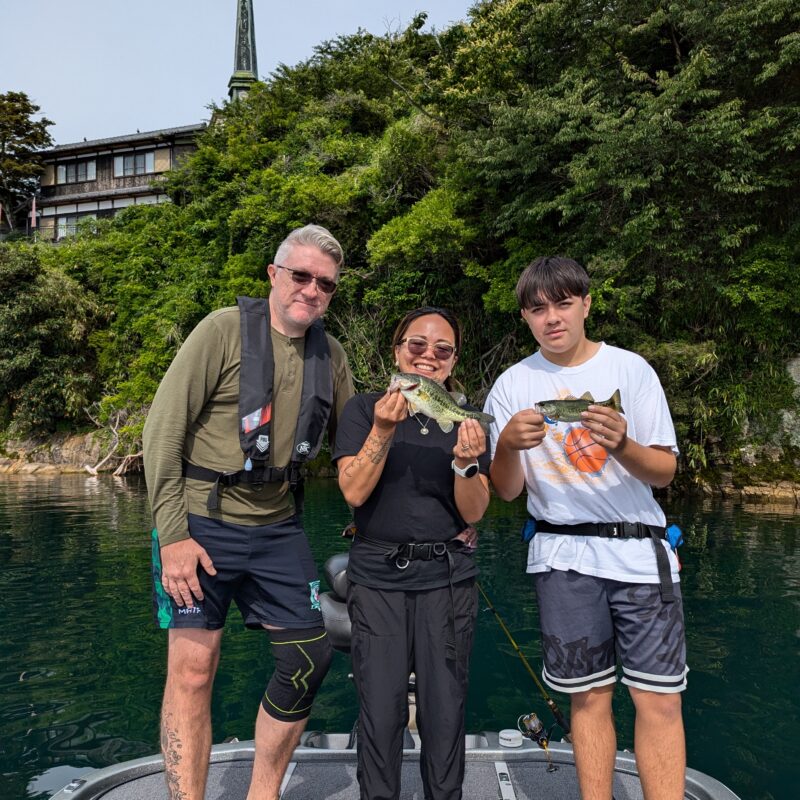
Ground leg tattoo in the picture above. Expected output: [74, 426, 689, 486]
[161, 713, 187, 800]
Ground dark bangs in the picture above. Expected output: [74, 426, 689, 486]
[515, 257, 590, 309]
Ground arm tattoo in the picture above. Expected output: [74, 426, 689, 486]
[344, 432, 391, 477]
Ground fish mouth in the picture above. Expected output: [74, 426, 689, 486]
[389, 374, 419, 392]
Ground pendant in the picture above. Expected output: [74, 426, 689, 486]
[420, 426, 429, 435]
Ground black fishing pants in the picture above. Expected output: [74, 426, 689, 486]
[347, 579, 478, 800]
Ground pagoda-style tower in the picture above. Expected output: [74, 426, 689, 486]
[228, 0, 259, 101]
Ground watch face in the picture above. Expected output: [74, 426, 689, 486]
[452, 459, 479, 478]
[461, 464, 478, 478]
[463, 463, 479, 478]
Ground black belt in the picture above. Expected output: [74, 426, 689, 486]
[182, 461, 303, 513]
[532, 518, 675, 602]
[356, 533, 471, 660]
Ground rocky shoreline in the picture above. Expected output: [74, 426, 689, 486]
[0, 432, 109, 476]
[1, 432, 798, 507]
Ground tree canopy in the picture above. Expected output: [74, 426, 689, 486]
[0, 91, 53, 231]
[2, 0, 799, 485]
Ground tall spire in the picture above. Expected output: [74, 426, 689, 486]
[228, 0, 258, 101]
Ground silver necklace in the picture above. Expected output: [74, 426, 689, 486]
[412, 413, 431, 435]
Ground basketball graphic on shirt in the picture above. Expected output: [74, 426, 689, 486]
[563, 425, 608, 474]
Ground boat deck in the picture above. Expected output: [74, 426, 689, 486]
[51, 733, 740, 800]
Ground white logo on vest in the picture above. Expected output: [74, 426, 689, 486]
[256, 434, 269, 453]
[296, 441, 311, 455]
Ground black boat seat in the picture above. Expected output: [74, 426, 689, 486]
[319, 552, 352, 652]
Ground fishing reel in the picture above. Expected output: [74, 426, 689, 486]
[517, 712, 552, 750]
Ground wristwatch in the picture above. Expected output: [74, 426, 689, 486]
[452, 459, 479, 478]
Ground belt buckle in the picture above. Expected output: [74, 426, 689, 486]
[433, 542, 447, 557]
[610, 524, 620, 538]
[395, 543, 412, 570]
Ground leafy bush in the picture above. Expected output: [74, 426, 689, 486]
[2, 1, 799, 482]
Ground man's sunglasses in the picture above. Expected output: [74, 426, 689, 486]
[399, 337, 456, 360]
[274, 264, 338, 294]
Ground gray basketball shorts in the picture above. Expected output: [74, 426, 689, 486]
[533, 569, 688, 695]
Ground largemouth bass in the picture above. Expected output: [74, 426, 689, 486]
[388, 372, 495, 433]
[535, 390, 624, 423]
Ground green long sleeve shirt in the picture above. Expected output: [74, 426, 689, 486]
[143, 306, 354, 547]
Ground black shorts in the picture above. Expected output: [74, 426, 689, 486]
[151, 513, 324, 630]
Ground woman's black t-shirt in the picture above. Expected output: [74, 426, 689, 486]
[332, 392, 490, 590]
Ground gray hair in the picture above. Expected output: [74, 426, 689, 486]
[274, 224, 345, 271]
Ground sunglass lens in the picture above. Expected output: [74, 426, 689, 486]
[317, 278, 337, 294]
[289, 270, 314, 285]
[433, 345, 455, 359]
[283, 267, 337, 294]
[405, 339, 454, 358]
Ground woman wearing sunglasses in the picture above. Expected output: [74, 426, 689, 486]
[333, 307, 491, 800]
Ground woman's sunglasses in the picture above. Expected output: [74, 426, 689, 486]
[399, 337, 456, 360]
[274, 264, 338, 294]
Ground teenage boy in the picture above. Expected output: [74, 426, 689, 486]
[485, 256, 686, 800]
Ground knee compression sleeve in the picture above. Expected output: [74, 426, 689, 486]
[262, 627, 333, 722]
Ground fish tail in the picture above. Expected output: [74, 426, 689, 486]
[474, 410, 495, 432]
[611, 389, 624, 414]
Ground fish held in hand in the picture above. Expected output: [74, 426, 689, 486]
[535, 390, 624, 423]
[388, 372, 495, 433]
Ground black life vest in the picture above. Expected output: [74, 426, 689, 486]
[183, 295, 333, 512]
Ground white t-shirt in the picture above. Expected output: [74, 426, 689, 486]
[484, 343, 680, 583]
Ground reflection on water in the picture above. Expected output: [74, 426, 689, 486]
[0, 476, 798, 800]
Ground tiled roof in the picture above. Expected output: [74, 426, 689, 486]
[46, 123, 206, 155]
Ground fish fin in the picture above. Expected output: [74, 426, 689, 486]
[477, 411, 495, 433]
[579, 391, 594, 401]
[449, 391, 467, 407]
[438, 419, 454, 433]
[611, 389, 624, 413]
[407, 400, 421, 415]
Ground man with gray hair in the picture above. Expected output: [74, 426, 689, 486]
[144, 224, 354, 799]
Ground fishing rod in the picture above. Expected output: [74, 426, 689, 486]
[476, 580, 572, 743]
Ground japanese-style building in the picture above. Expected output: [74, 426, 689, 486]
[32, 0, 258, 241]
[35, 125, 204, 240]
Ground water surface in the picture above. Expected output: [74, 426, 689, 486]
[0, 476, 797, 799]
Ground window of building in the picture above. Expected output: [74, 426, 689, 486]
[56, 160, 97, 184]
[56, 213, 96, 241]
[114, 152, 156, 177]
[57, 215, 78, 240]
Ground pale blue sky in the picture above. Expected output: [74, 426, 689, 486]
[1, 0, 475, 145]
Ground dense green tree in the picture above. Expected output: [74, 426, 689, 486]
[1, 2, 798, 484]
[0, 92, 53, 232]
[0, 244, 97, 433]
[424, 0, 800, 468]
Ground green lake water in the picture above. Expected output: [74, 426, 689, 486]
[0, 475, 798, 799]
